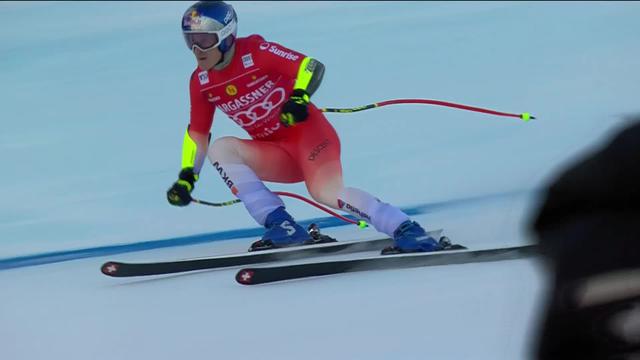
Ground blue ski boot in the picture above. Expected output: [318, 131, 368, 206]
[249, 207, 312, 251]
[381, 220, 443, 255]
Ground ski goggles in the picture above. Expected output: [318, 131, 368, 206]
[183, 21, 236, 52]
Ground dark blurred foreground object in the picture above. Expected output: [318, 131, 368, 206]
[532, 117, 640, 360]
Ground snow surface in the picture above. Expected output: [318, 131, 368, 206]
[1, 2, 639, 359]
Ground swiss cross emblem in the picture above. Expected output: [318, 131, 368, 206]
[237, 270, 254, 284]
[102, 263, 119, 274]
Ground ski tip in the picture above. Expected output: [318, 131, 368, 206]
[236, 269, 256, 285]
[101, 261, 121, 276]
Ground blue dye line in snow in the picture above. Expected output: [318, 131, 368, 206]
[0, 189, 534, 271]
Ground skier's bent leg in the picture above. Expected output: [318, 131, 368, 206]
[208, 137, 287, 225]
[219, 163, 285, 226]
[304, 161, 344, 209]
[208, 137, 310, 248]
[209, 137, 304, 182]
[337, 187, 441, 253]
[337, 187, 408, 236]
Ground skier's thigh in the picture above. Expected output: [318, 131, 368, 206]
[209, 136, 304, 183]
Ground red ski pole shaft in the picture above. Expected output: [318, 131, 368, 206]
[320, 98, 534, 121]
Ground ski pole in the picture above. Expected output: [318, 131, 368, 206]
[191, 198, 241, 207]
[191, 99, 532, 226]
[191, 192, 368, 228]
[320, 98, 535, 121]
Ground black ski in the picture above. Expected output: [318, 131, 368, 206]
[235, 244, 539, 285]
[101, 235, 396, 277]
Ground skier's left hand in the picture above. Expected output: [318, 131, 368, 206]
[280, 89, 310, 127]
[166, 168, 198, 207]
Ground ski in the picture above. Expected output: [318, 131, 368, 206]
[235, 244, 539, 285]
[101, 229, 443, 277]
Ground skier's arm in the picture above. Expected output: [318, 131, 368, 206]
[253, 37, 325, 125]
[167, 126, 210, 207]
[181, 126, 210, 175]
[280, 57, 325, 126]
[184, 69, 215, 174]
[166, 73, 215, 207]
[254, 37, 325, 96]
[293, 57, 325, 97]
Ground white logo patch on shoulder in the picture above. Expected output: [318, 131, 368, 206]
[241, 54, 254, 69]
[259, 42, 270, 50]
[198, 71, 209, 85]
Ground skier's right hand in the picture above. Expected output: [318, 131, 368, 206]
[166, 168, 198, 207]
[280, 89, 310, 127]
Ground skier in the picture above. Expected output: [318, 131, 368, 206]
[166, 1, 442, 253]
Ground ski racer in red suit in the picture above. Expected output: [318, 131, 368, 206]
[167, 1, 441, 253]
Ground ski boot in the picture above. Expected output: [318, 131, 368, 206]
[304, 223, 338, 245]
[435, 236, 467, 251]
[381, 220, 446, 255]
[249, 207, 313, 252]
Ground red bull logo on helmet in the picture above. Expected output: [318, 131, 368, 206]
[183, 10, 201, 28]
[183, 9, 224, 32]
